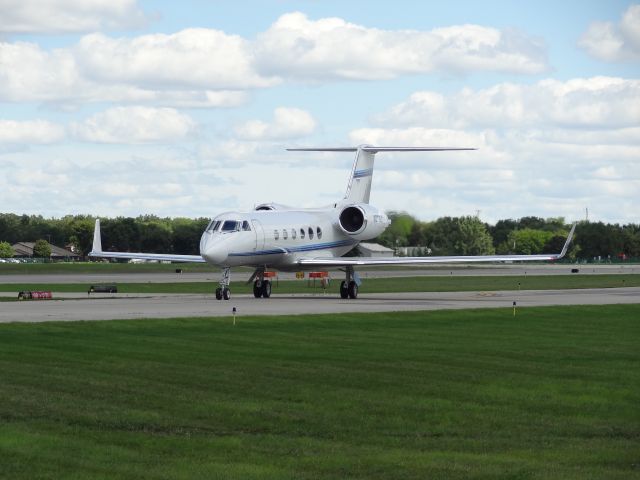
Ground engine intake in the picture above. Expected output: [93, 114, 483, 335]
[339, 206, 365, 234]
[337, 204, 389, 240]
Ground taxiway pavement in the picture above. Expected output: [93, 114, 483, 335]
[1, 287, 638, 323]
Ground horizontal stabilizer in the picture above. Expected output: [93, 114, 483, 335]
[287, 146, 476, 153]
[288, 145, 476, 204]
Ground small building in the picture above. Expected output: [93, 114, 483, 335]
[358, 242, 395, 258]
[396, 246, 432, 257]
[12, 242, 80, 260]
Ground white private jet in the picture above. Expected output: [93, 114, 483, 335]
[90, 145, 575, 300]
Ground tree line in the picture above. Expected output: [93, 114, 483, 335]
[0, 212, 638, 261]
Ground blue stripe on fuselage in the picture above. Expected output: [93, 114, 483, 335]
[228, 239, 356, 257]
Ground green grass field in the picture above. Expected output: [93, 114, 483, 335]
[0, 273, 638, 296]
[1, 306, 638, 479]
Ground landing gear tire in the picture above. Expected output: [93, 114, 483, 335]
[340, 280, 349, 299]
[253, 281, 262, 298]
[215, 287, 223, 300]
[223, 287, 231, 300]
[261, 280, 271, 298]
[348, 281, 358, 299]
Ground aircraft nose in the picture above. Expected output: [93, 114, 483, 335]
[201, 237, 228, 265]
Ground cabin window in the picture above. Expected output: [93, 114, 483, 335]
[242, 221, 251, 231]
[317, 227, 322, 239]
[300, 228, 305, 239]
[283, 229, 288, 240]
[274, 229, 279, 240]
[291, 229, 297, 239]
[221, 220, 239, 232]
[308, 227, 314, 240]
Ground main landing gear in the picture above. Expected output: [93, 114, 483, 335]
[215, 267, 232, 301]
[252, 268, 272, 298]
[340, 266, 359, 299]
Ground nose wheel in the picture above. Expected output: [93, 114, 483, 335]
[215, 287, 231, 300]
[215, 267, 232, 301]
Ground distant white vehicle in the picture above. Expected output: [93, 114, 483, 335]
[90, 145, 575, 300]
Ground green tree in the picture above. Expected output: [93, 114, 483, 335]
[0, 241, 14, 258]
[490, 219, 517, 249]
[377, 212, 416, 249]
[140, 221, 173, 253]
[424, 217, 459, 255]
[172, 217, 209, 255]
[507, 229, 554, 255]
[69, 217, 95, 256]
[33, 239, 52, 258]
[576, 222, 624, 260]
[455, 216, 495, 255]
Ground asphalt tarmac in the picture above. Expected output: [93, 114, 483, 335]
[2, 287, 638, 323]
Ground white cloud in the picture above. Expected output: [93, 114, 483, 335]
[0, 41, 82, 103]
[235, 107, 317, 140]
[0, 13, 550, 110]
[255, 12, 547, 80]
[71, 106, 196, 144]
[374, 77, 640, 129]
[578, 4, 640, 61]
[0, 0, 147, 34]
[0, 119, 65, 144]
[0, 40, 250, 108]
[75, 30, 278, 90]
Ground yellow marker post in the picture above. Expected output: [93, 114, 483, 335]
[232, 306, 237, 326]
[513, 301, 517, 317]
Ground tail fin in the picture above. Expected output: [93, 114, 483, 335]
[287, 145, 476, 204]
[91, 219, 102, 255]
[345, 146, 376, 203]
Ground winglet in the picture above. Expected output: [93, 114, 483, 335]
[90, 219, 102, 255]
[558, 223, 577, 259]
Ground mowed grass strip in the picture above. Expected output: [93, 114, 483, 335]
[0, 305, 639, 479]
[0, 273, 638, 295]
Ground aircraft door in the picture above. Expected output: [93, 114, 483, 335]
[251, 219, 264, 251]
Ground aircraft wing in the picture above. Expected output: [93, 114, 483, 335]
[88, 219, 206, 263]
[298, 224, 576, 268]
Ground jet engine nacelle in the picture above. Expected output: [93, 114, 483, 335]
[337, 204, 390, 240]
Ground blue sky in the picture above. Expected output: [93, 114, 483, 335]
[0, 0, 638, 223]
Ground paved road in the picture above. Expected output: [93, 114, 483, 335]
[2, 287, 638, 323]
[1, 264, 637, 284]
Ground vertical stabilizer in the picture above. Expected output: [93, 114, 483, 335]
[91, 219, 102, 254]
[344, 145, 376, 204]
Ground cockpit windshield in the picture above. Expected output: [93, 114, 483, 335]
[206, 219, 249, 233]
[206, 220, 222, 232]
[221, 220, 239, 232]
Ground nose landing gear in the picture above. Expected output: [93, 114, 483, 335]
[215, 267, 232, 301]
